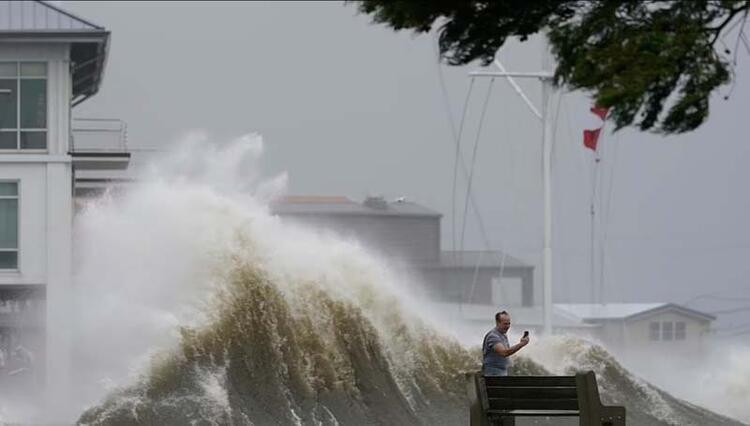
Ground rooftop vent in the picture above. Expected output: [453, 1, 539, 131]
[363, 195, 388, 210]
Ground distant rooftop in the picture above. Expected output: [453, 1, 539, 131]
[555, 303, 716, 322]
[0, 1, 103, 31]
[0, 1, 110, 105]
[280, 196, 354, 205]
[272, 195, 442, 218]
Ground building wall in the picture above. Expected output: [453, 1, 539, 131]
[45, 161, 73, 395]
[0, 42, 73, 280]
[592, 311, 711, 355]
[0, 42, 73, 285]
[418, 266, 534, 307]
[0, 163, 48, 285]
[281, 214, 441, 263]
[0, 43, 71, 155]
[0, 41, 74, 391]
[624, 311, 710, 353]
[280, 212, 538, 308]
[419, 268, 497, 302]
[596, 321, 627, 351]
[492, 275, 523, 306]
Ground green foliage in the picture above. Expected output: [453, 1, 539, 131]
[354, 0, 750, 134]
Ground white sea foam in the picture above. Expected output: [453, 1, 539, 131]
[65, 133, 436, 422]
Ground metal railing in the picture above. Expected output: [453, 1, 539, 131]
[70, 118, 128, 153]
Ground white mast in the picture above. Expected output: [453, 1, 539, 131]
[541, 47, 554, 336]
[468, 42, 555, 335]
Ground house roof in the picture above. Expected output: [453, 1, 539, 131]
[280, 196, 354, 205]
[555, 303, 716, 322]
[272, 195, 442, 218]
[0, 1, 109, 105]
[0, 1, 103, 31]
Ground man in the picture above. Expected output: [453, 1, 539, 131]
[482, 310, 529, 376]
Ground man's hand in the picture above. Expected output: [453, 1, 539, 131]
[494, 335, 530, 357]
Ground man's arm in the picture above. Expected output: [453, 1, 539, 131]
[493, 337, 529, 357]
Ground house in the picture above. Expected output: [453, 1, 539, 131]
[0, 0, 127, 392]
[272, 195, 537, 310]
[555, 303, 716, 354]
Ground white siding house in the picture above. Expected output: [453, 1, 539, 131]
[555, 303, 716, 356]
[0, 0, 127, 396]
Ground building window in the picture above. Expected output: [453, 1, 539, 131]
[649, 322, 660, 341]
[662, 321, 673, 341]
[675, 321, 686, 340]
[0, 62, 47, 150]
[0, 182, 18, 269]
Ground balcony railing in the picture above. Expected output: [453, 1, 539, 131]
[70, 118, 131, 171]
[70, 118, 128, 153]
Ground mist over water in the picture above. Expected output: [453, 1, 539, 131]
[0, 133, 745, 424]
[72, 133, 474, 424]
[525, 337, 750, 425]
[70, 133, 294, 412]
[618, 344, 750, 424]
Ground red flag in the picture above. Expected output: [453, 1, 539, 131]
[590, 106, 609, 121]
[583, 128, 601, 151]
[584, 104, 609, 151]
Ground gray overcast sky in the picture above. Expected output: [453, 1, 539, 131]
[67, 2, 750, 330]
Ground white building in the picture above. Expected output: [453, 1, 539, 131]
[555, 303, 716, 355]
[0, 0, 127, 396]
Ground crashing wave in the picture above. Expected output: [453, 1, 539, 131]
[74, 135, 746, 425]
[78, 258, 745, 425]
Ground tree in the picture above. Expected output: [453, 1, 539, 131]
[353, 1, 750, 134]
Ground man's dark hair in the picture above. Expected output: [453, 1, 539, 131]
[495, 310, 509, 322]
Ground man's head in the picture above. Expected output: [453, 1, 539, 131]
[495, 310, 511, 333]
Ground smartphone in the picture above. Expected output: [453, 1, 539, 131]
[523, 330, 529, 338]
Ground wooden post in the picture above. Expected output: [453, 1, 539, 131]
[576, 371, 625, 426]
[576, 371, 601, 426]
[467, 372, 488, 426]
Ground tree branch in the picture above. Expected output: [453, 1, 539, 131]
[709, 3, 750, 45]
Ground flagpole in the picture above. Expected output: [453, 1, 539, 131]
[584, 108, 609, 304]
[468, 45, 555, 336]
[541, 47, 554, 336]
[590, 155, 598, 304]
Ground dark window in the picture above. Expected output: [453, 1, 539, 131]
[0, 252, 17, 269]
[0, 79, 17, 129]
[649, 322, 660, 341]
[662, 321, 673, 341]
[20, 79, 46, 129]
[675, 322, 686, 340]
[0, 182, 18, 270]
[0, 132, 16, 149]
[20, 131, 46, 149]
[0, 62, 46, 150]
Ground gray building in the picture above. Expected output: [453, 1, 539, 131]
[272, 195, 535, 308]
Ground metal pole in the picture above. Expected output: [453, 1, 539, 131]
[469, 70, 554, 79]
[491, 60, 543, 120]
[469, 53, 555, 335]
[590, 200, 596, 303]
[541, 48, 554, 336]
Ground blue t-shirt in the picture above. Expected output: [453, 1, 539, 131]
[483, 328, 510, 371]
